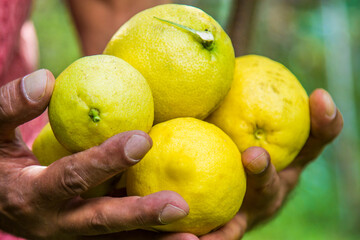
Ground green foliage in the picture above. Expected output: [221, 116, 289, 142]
[31, 0, 81, 77]
[244, 156, 357, 240]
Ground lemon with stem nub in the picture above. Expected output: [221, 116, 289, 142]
[104, 4, 235, 123]
[49, 55, 154, 153]
[207, 55, 310, 171]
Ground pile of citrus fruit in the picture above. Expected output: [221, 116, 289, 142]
[32, 4, 310, 236]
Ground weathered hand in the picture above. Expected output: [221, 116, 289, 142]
[200, 89, 344, 240]
[0, 70, 189, 240]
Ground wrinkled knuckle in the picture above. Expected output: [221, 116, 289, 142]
[0, 101, 8, 120]
[134, 212, 148, 227]
[101, 157, 122, 175]
[0, 86, 17, 121]
[133, 197, 154, 226]
[90, 209, 112, 234]
[60, 158, 89, 196]
[89, 145, 124, 175]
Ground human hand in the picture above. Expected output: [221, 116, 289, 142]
[200, 88, 344, 240]
[0, 69, 190, 240]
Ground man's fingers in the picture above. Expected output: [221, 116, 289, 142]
[199, 214, 246, 240]
[242, 147, 269, 175]
[157, 232, 199, 240]
[241, 147, 287, 229]
[291, 88, 343, 168]
[58, 191, 189, 235]
[0, 69, 55, 137]
[82, 230, 198, 240]
[308, 89, 343, 142]
[36, 130, 152, 200]
[242, 147, 281, 200]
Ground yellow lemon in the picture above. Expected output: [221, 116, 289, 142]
[126, 118, 246, 236]
[207, 55, 310, 171]
[48, 55, 154, 152]
[32, 123, 72, 166]
[32, 123, 113, 198]
[104, 4, 235, 123]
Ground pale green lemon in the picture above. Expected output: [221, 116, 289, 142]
[32, 123, 72, 166]
[207, 55, 310, 171]
[49, 55, 154, 152]
[32, 123, 113, 198]
[104, 4, 235, 123]
[126, 118, 246, 236]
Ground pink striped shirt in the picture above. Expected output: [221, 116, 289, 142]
[0, 0, 46, 239]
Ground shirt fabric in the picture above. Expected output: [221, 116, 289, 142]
[0, 0, 41, 239]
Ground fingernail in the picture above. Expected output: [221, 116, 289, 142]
[323, 91, 336, 119]
[125, 135, 151, 161]
[159, 204, 188, 224]
[23, 69, 48, 101]
[246, 152, 269, 174]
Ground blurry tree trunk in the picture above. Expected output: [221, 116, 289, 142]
[66, 0, 171, 55]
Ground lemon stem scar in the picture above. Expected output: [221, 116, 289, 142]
[154, 16, 214, 50]
[89, 108, 101, 123]
[254, 128, 264, 140]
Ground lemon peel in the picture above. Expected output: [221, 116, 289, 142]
[207, 55, 310, 171]
[126, 118, 246, 236]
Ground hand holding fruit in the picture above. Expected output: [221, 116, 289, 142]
[78, 90, 343, 240]
[0, 3, 345, 239]
[200, 89, 343, 240]
[0, 70, 190, 240]
[0, 70, 343, 240]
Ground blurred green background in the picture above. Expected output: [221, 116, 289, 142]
[31, 0, 360, 239]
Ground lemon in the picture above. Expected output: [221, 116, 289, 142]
[32, 123, 72, 166]
[126, 118, 246, 236]
[207, 55, 310, 171]
[104, 4, 235, 123]
[48, 55, 154, 152]
[32, 123, 113, 198]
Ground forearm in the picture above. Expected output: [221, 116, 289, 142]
[227, 0, 259, 56]
[65, 0, 170, 56]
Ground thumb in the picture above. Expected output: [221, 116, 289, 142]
[0, 69, 55, 135]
